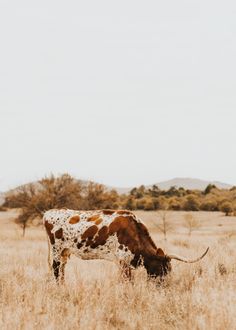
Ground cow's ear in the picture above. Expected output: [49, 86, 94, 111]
[156, 248, 165, 257]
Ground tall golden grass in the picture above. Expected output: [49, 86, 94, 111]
[0, 210, 236, 330]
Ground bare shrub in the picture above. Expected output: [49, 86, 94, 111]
[184, 213, 200, 236]
[172, 239, 190, 248]
[217, 263, 227, 276]
[156, 210, 173, 240]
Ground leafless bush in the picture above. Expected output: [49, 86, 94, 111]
[184, 213, 200, 236]
[156, 210, 173, 240]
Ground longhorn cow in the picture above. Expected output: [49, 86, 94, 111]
[43, 209, 209, 281]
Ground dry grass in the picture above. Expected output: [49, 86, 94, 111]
[0, 210, 236, 330]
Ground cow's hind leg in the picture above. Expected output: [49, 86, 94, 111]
[52, 248, 70, 283]
[51, 246, 63, 282]
[52, 259, 61, 281]
[119, 261, 132, 281]
[60, 248, 71, 283]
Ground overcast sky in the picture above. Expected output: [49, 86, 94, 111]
[0, 1, 236, 191]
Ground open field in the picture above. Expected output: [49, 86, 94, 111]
[0, 210, 236, 330]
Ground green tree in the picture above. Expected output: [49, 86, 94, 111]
[144, 198, 155, 211]
[125, 197, 136, 210]
[168, 197, 181, 210]
[204, 184, 217, 195]
[220, 201, 233, 216]
[183, 195, 200, 211]
[200, 198, 218, 211]
[148, 185, 160, 197]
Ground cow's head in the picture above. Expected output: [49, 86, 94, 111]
[144, 247, 209, 278]
[144, 248, 171, 277]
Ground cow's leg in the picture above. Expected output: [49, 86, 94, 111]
[119, 261, 132, 280]
[52, 259, 61, 281]
[51, 247, 62, 282]
[60, 248, 71, 283]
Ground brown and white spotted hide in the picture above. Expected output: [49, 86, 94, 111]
[43, 209, 171, 281]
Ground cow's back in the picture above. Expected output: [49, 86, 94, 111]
[43, 209, 141, 262]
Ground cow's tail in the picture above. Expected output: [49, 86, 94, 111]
[43, 213, 52, 271]
[46, 234, 52, 270]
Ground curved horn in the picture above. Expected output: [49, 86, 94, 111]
[168, 247, 209, 263]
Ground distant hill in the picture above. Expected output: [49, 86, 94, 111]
[152, 178, 232, 191]
[114, 178, 233, 194]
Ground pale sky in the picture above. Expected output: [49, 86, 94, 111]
[0, 1, 236, 191]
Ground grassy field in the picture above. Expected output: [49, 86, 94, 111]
[0, 209, 236, 330]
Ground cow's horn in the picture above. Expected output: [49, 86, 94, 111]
[168, 247, 209, 263]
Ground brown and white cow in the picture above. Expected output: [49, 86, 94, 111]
[43, 209, 209, 281]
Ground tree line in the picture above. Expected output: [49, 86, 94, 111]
[2, 174, 236, 235]
[123, 183, 236, 215]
